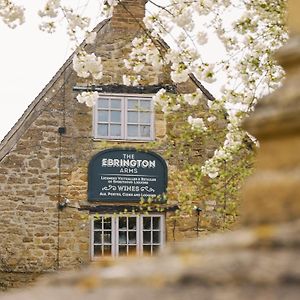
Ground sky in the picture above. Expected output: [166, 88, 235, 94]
[0, 9, 66, 140]
[0, 1, 102, 141]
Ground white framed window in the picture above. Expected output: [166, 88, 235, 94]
[93, 95, 154, 140]
[91, 214, 165, 259]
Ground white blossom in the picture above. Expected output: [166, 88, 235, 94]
[38, 0, 60, 18]
[122, 75, 131, 86]
[224, 102, 249, 117]
[183, 90, 203, 106]
[187, 116, 207, 131]
[207, 116, 217, 122]
[0, 0, 25, 28]
[73, 51, 103, 80]
[76, 91, 98, 107]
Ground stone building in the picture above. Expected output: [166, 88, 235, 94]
[0, 0, 219, 289]
[0, 0, 299, 298]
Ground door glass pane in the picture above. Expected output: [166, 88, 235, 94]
[128, 99, 139, 109]
[140, 100, 151, 110]
[111, 99, 121, 109]
[127, 125, 139, 137]
[111, 124, 121, 136]
[99, 98, 109, 108]
[97, 124, 108, 136]
[140, 125, 150, 137]
[98, 110, 109, 122]
[140, 112, 151, 123]
[128, 232, 136, 244]
[143, 231, 151, 244]
[94, 231, 102, 244]
[119, 231, 127, 244]
[111, 111, 121, 122]
[128, 111, 138, 123]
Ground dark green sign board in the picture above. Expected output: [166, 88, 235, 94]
[88, 149, 168, 202]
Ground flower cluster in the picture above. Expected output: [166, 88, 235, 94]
[76, 91, 98, 107]
[153, 88, 180, 114]
[0, 0, 25, 28]
[73, 50, 103, 80]
[38, 0, 60, 18]
[183, 90, 203, 106]
[38, 0, 91, 42]
[64, 8, 90, 41]
[124, 36, 163, 78]
[122, 74, 141, 86]
[187, 116, 207, 131]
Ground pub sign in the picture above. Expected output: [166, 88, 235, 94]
[88, 149, 168, 202]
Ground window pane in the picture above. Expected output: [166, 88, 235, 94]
[140, 100, 151, 110]
[140, 112, 151, 124]
[119, 245, 127, 256]
[128, 232, 136, 244]
[143, 231, 151, 244]
[97, 124, 108, 136]
[99, 98, 109, 108]
[111, 99, 121, 109]
[127, 125, 139, 137]
[153, 231, 160, 244]
[128, 217, 136, 230]
[94, 245, 102, 257]
[111, 111, 121, 122]
[128, 245, 136, 255]
[103, 245, 111, 256]
[111, 124, 121, 136]
[98, 110, 109, 122]
[140, 125, 150, 137]
[152, 245, 160, 253]
[103, 218, 111, 229]
[128, 99, 139, 109]
[128, 111, 138, 123]
[143, 245, 151, 254]
[143, 217, 151, 230]
[94, 218, 102, 229]
[119, 231, 127, 244]
[103, 232, 111, 244]
[119, 217, 127, 230]
[94, 232, 102, 244]
[153, 217, 160, 229]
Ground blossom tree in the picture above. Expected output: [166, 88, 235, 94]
[0, 0, 288, 228]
